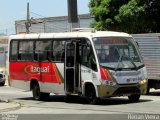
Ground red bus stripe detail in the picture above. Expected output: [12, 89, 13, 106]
[52, 63, 62, 84]
[100, 68, 112, 81]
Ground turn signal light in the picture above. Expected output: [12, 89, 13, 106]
[100, 68, 112, 81]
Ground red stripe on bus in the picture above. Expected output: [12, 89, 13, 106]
[9, 62, 64, 83]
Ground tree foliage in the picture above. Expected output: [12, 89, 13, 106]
[89, 0, 160, 33]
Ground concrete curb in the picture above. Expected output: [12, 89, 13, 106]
[0, 102, 21, 112]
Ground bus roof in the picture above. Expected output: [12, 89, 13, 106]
[9, 30, 131, 40]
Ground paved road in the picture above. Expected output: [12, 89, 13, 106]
[0, 85, 160, 120]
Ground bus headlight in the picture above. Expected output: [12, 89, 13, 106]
[102, 80, 116, 86]
[139, 79, 147, 85]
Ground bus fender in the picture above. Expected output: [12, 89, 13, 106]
[82, 82, 98, 97]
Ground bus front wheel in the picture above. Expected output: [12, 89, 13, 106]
[128, 94, 140, 102]
[32, 83, 50, 101]
[85, 84, 98, 104]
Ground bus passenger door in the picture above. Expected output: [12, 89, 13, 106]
[64, 41, 81, 94]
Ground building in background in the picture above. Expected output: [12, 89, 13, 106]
[15, 14, 94, 34]
[0, 36, 8, 74]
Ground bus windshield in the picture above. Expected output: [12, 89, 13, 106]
[93, 37, 144, 70]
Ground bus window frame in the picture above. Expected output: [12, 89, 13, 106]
[9, 37, 98, 72]
[34, 39, 52, 62]
[9, 40, 19, 62]
[18, 40, 34, 61]
[81, 38, 98, 72]
[51, 39, 66, 63]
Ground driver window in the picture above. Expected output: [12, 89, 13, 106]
[106, 46, 120, 62]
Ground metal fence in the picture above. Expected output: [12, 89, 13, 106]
[133, 33, 160, 80]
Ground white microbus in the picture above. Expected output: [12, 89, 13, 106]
[8, 29, 148, 104]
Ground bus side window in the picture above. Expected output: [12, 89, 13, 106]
[19, 41, 34, 61]
[10, 41, 18, 61]
[52, 40, 65, 62]
[35, 40, 51, 61]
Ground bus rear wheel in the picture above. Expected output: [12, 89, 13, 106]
[32, 83, 50, 101]
[85, 85, 98, 104]
[128, 94, 140, 102]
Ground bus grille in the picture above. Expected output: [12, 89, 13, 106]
[113, 87, 140, 95]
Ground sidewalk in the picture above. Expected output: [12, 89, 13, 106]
[0, 80, 21, 113]
[0, 101, 20, 112]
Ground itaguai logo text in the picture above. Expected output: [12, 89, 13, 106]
[24, 65, 50, 75]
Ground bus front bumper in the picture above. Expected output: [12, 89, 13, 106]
[97, 80, 148, 98]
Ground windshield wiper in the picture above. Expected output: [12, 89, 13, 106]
[115, 54, 137, 71]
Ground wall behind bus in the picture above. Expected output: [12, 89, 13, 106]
[15, 14, 94, 34]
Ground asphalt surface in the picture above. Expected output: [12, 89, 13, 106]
[0, 102, 20, 112]
[0, 83, 160, 120]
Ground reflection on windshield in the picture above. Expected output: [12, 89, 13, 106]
[93, 37, 144, 69]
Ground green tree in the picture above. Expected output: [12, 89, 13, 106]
[114, 0, 147, 33]
[89, 0, 160, 33]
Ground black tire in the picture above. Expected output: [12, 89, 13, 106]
[128, 94, 140, 102]
[85, 85, 98, 104]
[0, 81, 5, 86]
[32, 83, 50, 101]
